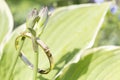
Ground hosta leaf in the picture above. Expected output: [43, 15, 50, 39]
[0, 24, 26, 80]
[0, 0, 13, 59]
[0, 2, 110, 80]
[56, 46, 120, 80]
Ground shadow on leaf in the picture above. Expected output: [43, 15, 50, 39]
[56, 53, 93, 80]
[54, 49, 80, 76]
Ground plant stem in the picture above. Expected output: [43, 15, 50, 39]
[32, 37, 39, 80]
[8, 37, 25, 80]
[33, 50, 39, 80]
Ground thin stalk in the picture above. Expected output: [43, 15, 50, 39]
[8, 37, 25, 80]
[32, 37, 39, 80]
[33, 50, 39, 80]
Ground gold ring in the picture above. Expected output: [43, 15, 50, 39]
[15, 33, 54, 74]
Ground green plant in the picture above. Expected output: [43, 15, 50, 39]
[1, 0, 120, 80]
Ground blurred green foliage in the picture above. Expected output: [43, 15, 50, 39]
[94, 10, 120, 46]
[6, 0, 91, 27]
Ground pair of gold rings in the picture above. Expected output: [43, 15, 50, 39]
[15, 33, 53, 74]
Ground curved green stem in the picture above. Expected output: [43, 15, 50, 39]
[9, 37, 25, 80]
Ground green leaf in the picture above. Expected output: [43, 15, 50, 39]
[0, 2, 110, 80]
[56, 46, 120, 80]
[0, 0, 13, 59]
[0, 24, 26, 80]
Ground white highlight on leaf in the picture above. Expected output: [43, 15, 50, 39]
[0, 0, 13, 60]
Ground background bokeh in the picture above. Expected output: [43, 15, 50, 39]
[6, 0, 120, 47]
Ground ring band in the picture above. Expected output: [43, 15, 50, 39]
[15, 33, 54, 74]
